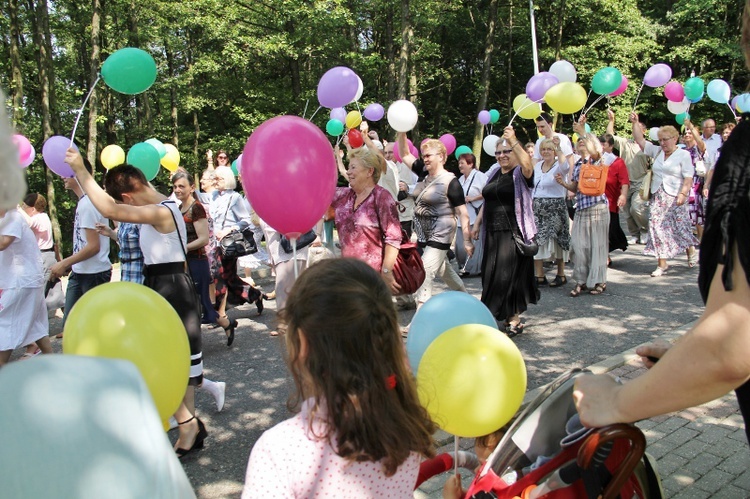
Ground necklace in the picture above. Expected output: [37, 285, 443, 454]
[180, 198, 194, 214]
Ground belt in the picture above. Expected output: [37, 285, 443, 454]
[41, 248, 55, 252]
[143, 262, 185, 277]
[121, 257, 144, 264]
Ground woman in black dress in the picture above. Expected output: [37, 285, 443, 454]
[472, 126, 537, 336]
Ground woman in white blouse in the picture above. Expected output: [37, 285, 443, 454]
[457, 153, 487, 277]
[631, 114, 699, 276]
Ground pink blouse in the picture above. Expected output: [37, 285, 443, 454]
[331, 186, 402, 271]
[242, 398, 421, 498]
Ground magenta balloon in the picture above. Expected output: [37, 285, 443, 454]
[526, 72, 559, 102]
[663, 81, 685, 102]
[317, 66, 360, 108]
[42, 136, 79, 178]
[409, 143, 419, 158]
[12, 134, 32, 160]
[643, 63, 672, 88]
[439, 134, 457, 155]
[241, 116, 337, 237]
[363, 103, 385, 121]
[478, 110, 491, 125]
[393, 138, 415, 163]
[609, 75, 629, 97]
[330, 107, 347, 122]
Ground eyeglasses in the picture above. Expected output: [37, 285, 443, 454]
[658, 137, 677, 143]
[217, 155, 228, 159]
[422, 152, 441, 159]
[495, 149, 513, 156]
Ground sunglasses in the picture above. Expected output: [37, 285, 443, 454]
[495, 149, 513, 156]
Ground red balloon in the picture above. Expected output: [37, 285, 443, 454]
[241, 116, 338, 237]
[348, 129, 364, 149]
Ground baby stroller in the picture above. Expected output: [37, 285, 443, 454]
[464, 369, 663, 499]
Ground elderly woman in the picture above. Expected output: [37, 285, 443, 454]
[456, 153, 487, 277]
[532, 137, 570, 288]
[472, 127, 535, 336]
[331, 146, 402, 295]
[682, 120, 707, 241]
[557, 122, 610, 297]
[631, 114, 699, 276]
[210, 167, 264, 320]
[400, 138, 473, 310]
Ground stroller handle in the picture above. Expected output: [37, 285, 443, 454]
[576, 423, 646, 499]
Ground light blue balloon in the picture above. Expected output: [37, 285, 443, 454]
[736, 93, 750, 113]
[406, 291, 498, 374]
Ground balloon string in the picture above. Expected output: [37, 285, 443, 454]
[583, 94, 607, 116]
[292, 238, 299, 280]
[308, 106, 321, 122]
[507, 97, 543, 127]
[631, 83, 645, 113]
[727, 102, 737, 120]
[70, 74, 102, 147]
[302, 99, 310, 120]
[454, 435, 459, 477]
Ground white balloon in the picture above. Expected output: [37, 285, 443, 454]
[667, 97, 690, 115]
[649, 127, 660, 142]
[482, 135, 500, 156]
[549, 60, 577, 83]
[387, 100, 418, 132]
[351, 76, 364, 104]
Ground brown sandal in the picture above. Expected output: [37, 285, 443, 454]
[570, 284, 587, 297]
[549, 275, 567, 287]
[589, 283, 607, 295]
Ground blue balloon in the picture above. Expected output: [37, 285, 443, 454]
[688, 91, 704, 104]
[736, 93, 750, 113]
[406, 291, 498, 374]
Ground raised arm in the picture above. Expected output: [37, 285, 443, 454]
[397, 132, 417, 168]
[606, 109, 616, 136]
[504, 126, 532, 178]
[630, 112, 646, 151]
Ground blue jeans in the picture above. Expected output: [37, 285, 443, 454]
[62, 270, 112, 326]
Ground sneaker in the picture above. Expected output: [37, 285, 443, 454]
[626, 236, 637, 245]
[203, 380, 226, 412]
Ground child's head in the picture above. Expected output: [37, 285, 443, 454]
[474, 429, 505, 464]
[281, 258, 436, 475]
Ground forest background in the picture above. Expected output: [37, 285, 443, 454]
[2, 0, 746, 255]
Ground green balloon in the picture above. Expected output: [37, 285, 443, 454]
[683, 77, 705, 101]
[101, 48, 157, 95]
[145, 138, 166, 158]
[231, 159, 239, 176]
[488, 109, 500, 124]
[326, 119, 344, 136]
[591, 67, 623, 95]
[454, 145, 472, 160]
[675, 112, 690, 125]
[127, 142, 161, 181]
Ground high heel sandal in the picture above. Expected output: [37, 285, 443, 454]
[175, 417, 208, 459]
[220, 316, 238, 347]
[687, 249, 698, 268]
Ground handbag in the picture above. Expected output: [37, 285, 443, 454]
[280, 229, 317, 253]
[218, 193, 258, 257]
[639, 169, 652, 201]
[498, 204, 539, 257]
[578, 162, 609, 197]
[391, 230, 426, 295]
[694, 159, 706, 177]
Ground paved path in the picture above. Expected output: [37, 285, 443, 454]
[32, 242, 748, 498]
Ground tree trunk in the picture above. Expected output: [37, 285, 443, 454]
[385, 9, 396, 102]
[398, 0, 410, 100]
[554, 0, 564, 60]
[165, 40, 179, 146]
[193, 111, 200, 161]
[506, 2, 514, 118]
[473, 0, 499, 158]
[9, 0, 24, 128]
[87, 0, 102, 166]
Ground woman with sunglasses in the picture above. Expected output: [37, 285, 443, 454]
[472, 126, 536, 337]
[631, 114, 699, 276]
[531, 137, 571, 288]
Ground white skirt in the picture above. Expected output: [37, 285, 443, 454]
[0, 286, 49, 351]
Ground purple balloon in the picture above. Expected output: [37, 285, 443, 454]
[478, 110, 491, 125]
[317, 67, 360, 108]
[439, 134, 457, 156]
[42, 136, 79, 178]
[330, 107, 347, 122]
[643, 63, 672, 88]
[526, 72, 559, 102]
[363, 103, 385, 121]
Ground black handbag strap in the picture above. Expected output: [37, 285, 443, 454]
[164, 200, 195, 281]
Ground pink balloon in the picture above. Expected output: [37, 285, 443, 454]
[663, 81, 684, 102]
[393, 138, 415, 163]
[609, 75, 629, 97]
[241, 116, 338, 237]
[43, 136, 79, 177]
[12, 134, 32, 161]
[439, 134, 457, 155]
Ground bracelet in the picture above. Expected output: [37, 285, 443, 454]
[510, 141, 520, 148]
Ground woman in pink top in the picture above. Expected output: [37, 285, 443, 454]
[331, 147, 402, 294]
[242, 258, 436, 498]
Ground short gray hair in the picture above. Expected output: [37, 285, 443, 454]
[214, 166, 237, 190]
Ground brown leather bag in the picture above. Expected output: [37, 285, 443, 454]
[578, 163, 609, 197]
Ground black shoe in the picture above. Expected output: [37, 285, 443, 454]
[222, 318, 238, 347]
[537, 276, 549, 287]
[255, 295, 264, 315]
[175, 417, 208, 459]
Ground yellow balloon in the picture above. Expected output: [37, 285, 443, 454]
[345, 110, 362, 129]
[572, 132, 580, 144]
[544, 82, 587, 115]
[63, 282, 190, 425]
[100, 144, 125, 170]
[512, 94, 542, 120]
[160, 143, 180, 172]
[417, 324, 526, 437]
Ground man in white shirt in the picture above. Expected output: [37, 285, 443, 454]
[533, 112, 575, 173]
[384, 141, 418, 239]
[700, 118, 722, 168]
[50, 158, 111, 329]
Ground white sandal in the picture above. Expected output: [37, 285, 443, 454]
[650, 266, 668, 277]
